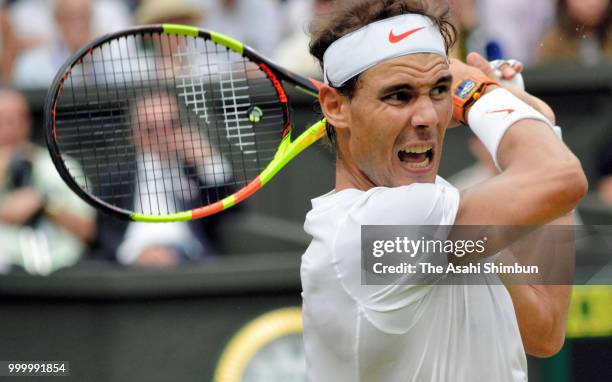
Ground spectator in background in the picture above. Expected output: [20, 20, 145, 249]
[110, 92, 231, 268]
[0, 1, 44, 82]
[468, 0, 555, 66]
[538, 0, 612, 66]
[10, 0, 132, 89]
[447, 0, 478, 60]
[89, 2, 236, 268]
[136, 0, 203, 26]
[273, 0, 334, 78]
[199, 0, 281, 57]
[8, 0, 132, 48]
[0, 87, 95, 275]
[280, 0, 313, 37]
[11, 0, 93, 88]
[0, 4, 20, 82]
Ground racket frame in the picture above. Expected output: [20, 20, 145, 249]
[45, 24, 326, 222]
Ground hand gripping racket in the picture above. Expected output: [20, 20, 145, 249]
[45, 24, 325, 222]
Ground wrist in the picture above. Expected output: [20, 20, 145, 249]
[482, 84, 500, 95]
[463, 84, 501, 119]
[467, 88, 554, 169]
[453, 76, 500, 125]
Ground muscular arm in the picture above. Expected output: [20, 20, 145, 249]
[454, 114, 581, 357]
[456, 117, 585, 224]
[450, 55, 586, 356]
[450, 56, 587, 227]
[500, 213, 574, 357]
[509, 285, 571, 357]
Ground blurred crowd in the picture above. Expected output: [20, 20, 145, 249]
[2, 0, 607, 87]
[0, 0, 612, 274]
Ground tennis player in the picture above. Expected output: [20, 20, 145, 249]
[301, 1, 588, 381]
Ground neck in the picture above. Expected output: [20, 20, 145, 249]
[335, 157, 376, 192]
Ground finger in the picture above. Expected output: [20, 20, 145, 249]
[506, 59, 524, 72]
[466, 52, 496, 78]
[500, 59, 524, 79]
[501, 65, 517, 79]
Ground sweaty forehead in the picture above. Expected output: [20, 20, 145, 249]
[359, 54, 450, 89]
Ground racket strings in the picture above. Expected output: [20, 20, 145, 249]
[54, 32, 285, 216]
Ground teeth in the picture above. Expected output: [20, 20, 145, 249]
[404, 157, 431, 169]
[404, 144, 432, 154]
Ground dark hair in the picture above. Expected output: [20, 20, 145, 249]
[309, 0, 457, 149]
[557, 0, 612, 42]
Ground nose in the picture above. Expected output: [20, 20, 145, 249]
[410, 95, 439, 129]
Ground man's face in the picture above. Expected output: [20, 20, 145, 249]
[0, 91, 31, 148]
[340, 53, 452, 187]
[567, 0, 610, 28]
[55, 0, 92, 52]
[133, 94, 180, 157]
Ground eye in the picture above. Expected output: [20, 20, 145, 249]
[384, 91, 412, 104]
[431, 85, 449, 97]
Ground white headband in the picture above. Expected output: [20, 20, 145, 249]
[323, 14, 447, 87]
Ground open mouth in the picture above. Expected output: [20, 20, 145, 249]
[398, 143, 434, 170]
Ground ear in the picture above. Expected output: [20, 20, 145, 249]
[319, 85, 350, 130]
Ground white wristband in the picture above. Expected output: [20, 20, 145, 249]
[487, 65, 564, 141]
[467, 88, 554, 169]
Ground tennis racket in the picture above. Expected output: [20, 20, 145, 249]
[45, 24, 326, 223]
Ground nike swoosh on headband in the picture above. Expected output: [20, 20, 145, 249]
[487, 109, 516, 116]
[323, 14, 447, 86]
[388, 26, 426, 44]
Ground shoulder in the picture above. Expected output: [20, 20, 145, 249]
[304, 181, 459, 242]
[349, 180, 460, 226]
